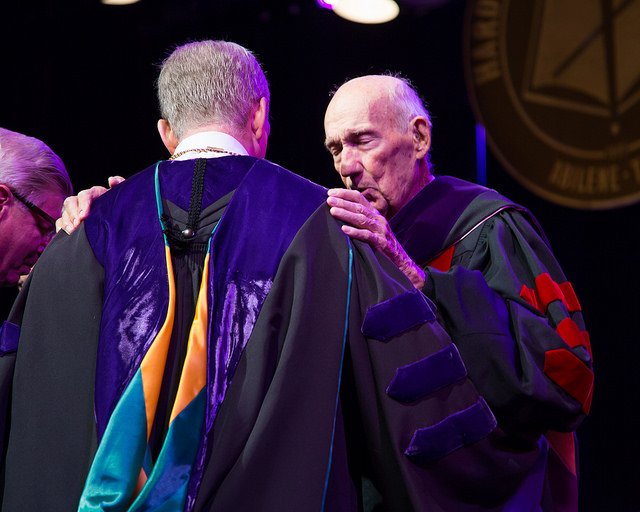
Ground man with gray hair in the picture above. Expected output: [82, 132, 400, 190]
[324, 74, 593, 510]
[0, 127, 72, 505]
[2, 41, 498, 512]
[0, 128, 72, 289]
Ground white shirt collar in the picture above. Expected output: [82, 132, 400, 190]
[172, 131, 249, 160]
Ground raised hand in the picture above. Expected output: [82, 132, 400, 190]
[327, 188, 425, 289]
[57, 176, 125, 234]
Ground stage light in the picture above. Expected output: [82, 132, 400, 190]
[321, 0, 400, 24]
[317, 0, 338, 8]
[101, 0, 140, 5]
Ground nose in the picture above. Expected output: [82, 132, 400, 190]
[337, 146, 362, 180]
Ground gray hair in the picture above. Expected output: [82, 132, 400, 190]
[157, 40, 270, 140]
[0, 127, 73, 202]
[385, 73, 433, 132]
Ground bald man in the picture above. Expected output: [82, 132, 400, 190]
[324, 75, 593, 511]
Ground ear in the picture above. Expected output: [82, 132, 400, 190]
[0, 184, 13, 221]
[246, 97, 270, 158]
[157, 119, 179, 154]
[251, 97, 269, 141]
[410, 116, 431, 159]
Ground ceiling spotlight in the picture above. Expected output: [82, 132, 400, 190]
[324, 0, 400, 24]
[101, 0, 140, 5]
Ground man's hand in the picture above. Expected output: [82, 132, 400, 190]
[57, 176, 125, 234]
[327, 188, 425, 289]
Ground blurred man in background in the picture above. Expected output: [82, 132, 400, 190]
[0, 127, 72, 290]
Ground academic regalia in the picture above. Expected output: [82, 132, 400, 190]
[391, 176, 594, 511]
[2, 159, 527, 511]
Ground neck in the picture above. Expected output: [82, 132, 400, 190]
[387, 164, 433, 219]
[181, 125, 256, 157]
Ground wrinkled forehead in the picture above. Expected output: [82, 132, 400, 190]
[325, 88, 396, 137]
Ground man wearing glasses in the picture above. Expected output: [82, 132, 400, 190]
[0, 127, 72, 502]
[0, 127, 72, 290]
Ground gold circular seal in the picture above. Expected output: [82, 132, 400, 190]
[464, 0, 640, 209]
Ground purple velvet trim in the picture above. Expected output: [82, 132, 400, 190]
[84, 157, 328, 507]
[404, 397, 497, 464]
[85, 164, 171, 438]
[182, 160, 327, 508]
[160, 157, 255, 212]
[389, 176, 488, 265]
[84, 158, 262, 438]
[361, 289, 435, 342]
[0, 321, 20, 356]
[386, 344, 467, 403]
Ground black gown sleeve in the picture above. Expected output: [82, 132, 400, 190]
[194, 206, 517, 511]
[423, 209, 593, 439]
[2, 225, 104, 512]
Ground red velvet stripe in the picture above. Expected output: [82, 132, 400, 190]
[556, 318, 592, 356]
[519, 284, 541, 312]
[559, 282, 581, 312]
[544, 348, 594, 414]
[534, 273, 583, 314]
[535, 273, 564, 310]
[545, 430, 577, 476]
[428, 245, 455, 272]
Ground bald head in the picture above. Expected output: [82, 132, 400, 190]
[327, 75, 432, 133]
[324, 75, 432, 218]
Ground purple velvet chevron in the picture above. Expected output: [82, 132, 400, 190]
[0, 321, 19, 356]
[185, 159, 327, 508]
[404, 397, 497, 464]
[361, 289, 436, 342]
[386, 344, 467, 403]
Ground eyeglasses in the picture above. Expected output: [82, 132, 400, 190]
[10, 188, 58, 241]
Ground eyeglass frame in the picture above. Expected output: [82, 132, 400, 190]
[9, 187, 58, 240]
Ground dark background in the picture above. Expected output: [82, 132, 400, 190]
[1, 0, 637, 509]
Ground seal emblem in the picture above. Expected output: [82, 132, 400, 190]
[464, 0, 640, 209]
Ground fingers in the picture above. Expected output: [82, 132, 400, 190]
[339, 224, 383, 247]
[328, 204, 376, 231]
[17, 274, 29, 291]
[327, 194, 377, 217]
[59, 186, 108, 234]
[77, 186, 106, 217]
[327, 188, 371, 206]
[108, 176, 125, 188]
[60, 196, 80, 234]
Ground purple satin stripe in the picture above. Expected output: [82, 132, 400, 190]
[404, 397, 497, 464]
[386, 344, 467, 403]
[0, 321, 20, 356]
[389, 176, 488, 265]
[183, 160, 327, 508]
[361, 289, 435, 342]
